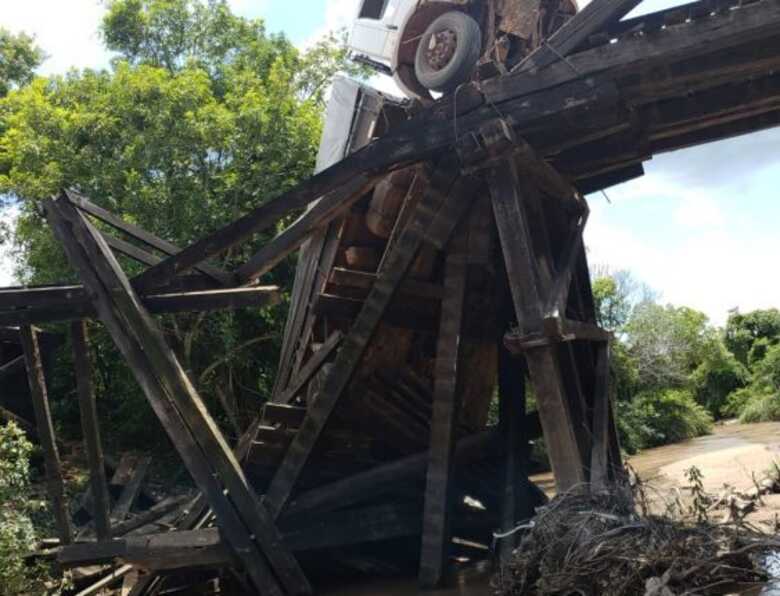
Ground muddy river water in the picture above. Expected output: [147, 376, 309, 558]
[321, 421, 780, 595]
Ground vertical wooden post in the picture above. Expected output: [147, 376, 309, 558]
[20, 325, 73, 544]
[497, 345, 529, 564]
[419, 222, 470, 588]
[72, 320, 112, 540]
[590, 342, 612, 491]
[489, 162, 587, 492]
[45, 197, 299, 596]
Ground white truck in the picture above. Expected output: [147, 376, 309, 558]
[350, 0, 578, 99]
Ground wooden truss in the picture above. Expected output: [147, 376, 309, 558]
[4, 0, 780, 591]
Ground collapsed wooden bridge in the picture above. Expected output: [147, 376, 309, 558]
[5, 0, 780, 592]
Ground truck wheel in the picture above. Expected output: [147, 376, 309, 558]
[414, 11, 482, 93]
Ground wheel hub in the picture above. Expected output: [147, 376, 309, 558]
[425, 29, 458, 71]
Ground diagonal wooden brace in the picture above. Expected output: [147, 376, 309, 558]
[263, 160, 477, 519]
[44, 195, 310, 596]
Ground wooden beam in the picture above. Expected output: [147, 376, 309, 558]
[328, 267, 444, 301]
[263, 163, 474, 520]
[544, 208, 590, 318]
[20, 325, 72, 544]
[71, 321, 112, 541]
[235, 175, 376, 284]
[515, 0, 643, 73]
[419, 222, 470, 588]
[0, 286, 282, 326]
[45, 197, 307, 596]
[497, 344, 531, 564]
[489, 161, 587, 493]
[65, 190, 231, 286]
[590, 342, 611, 491]
[284, 430, 498, 520]
[275, 331, 343, 405]
[102, 234, 162, 267]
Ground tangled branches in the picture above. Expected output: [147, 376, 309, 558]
[494, 487, 777, 595]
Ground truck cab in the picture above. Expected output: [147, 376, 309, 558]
[350, 0, 577, 100]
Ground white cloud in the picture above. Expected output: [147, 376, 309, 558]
[0, 206, 21, 287]
[303, 0, 359, 48]
[586, 163, 780, 326]
[3, 0, 112, 75]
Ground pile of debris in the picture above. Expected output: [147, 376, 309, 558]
[494, 487, 779, 596]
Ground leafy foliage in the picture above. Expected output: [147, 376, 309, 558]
[617, 389, 713, 451]
[0, 0, 360, 446]
[0, 422, 45, 595]
[725, 308, 780, 366]
[0, 29, 44, 98]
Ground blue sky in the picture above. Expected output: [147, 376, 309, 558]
[2, 0, 779, 325]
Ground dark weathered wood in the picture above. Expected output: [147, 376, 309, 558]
[516, 0, 643, 73]
[0, 286, 282, 326]
[103, 234, 163, 267]
[111, 456, 151, 523]
[497, 345, 531, 564]
[489, 162, 587, 492]
[264, 164, 475, 519]
[0, 354, 26, 380]
[235, 175, 376, 284]
[419, 222, 470, 589]
[45, 197, 305, 596]
[276, 331, 343, 405]
[590, 342, 611, 491]
[71, 320, 112, 541]
[329, 267, 444, 301]
[20, 325, 72, 544]
[111, 495, 191, 537]
[65, 190, 231, 285]
[544, 208, 590, 318]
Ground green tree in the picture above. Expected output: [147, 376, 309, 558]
[0, 422, 45, 595]
[725, 308, 780, 366]
[691, 340, 748, 417]
[0, 29, 44, 98]
[624, 303, 715, 391]
[0, 0, 360, 445]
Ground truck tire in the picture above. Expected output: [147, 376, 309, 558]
[414, 11, 482, 93]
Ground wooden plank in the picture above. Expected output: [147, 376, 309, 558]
[419, 222, 470, 589]
[19, 325, 72, 544]
[111, 456, 151, 523]
[235, 175, 376, 284]
[111, 495, 191, 537]
[329, 267, 444, 301]
[543, 208, 590, 318]
[75, 564, 134, 596]
[103, 234, 162, 267]
[263, 163, 474, 519]
[489, 162, 587, 493]
[276, 331, 343, 405]
[0, 286, 282, 326]
[497, 343, 529, 564]
[515, 0, 643, 73]
[65, 190, 230, 285]
[71, 320, 112, 540]
[590, 342, 611, 491]
[45, 197, 300, 596]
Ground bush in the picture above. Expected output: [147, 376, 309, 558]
[0, 422, 43, 594]
[617, 389, 713, 451]
[739, 392, 780, 423]
[691, 342, 749, 418]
